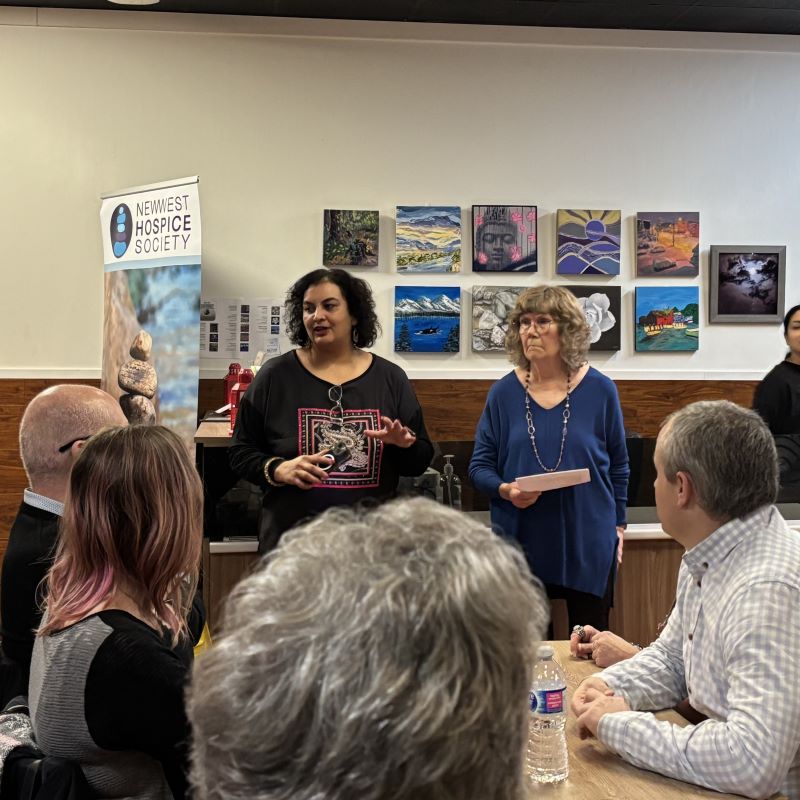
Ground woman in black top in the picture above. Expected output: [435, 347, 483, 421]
[754, 304, 800, 434]
[31, 425, 202, 800]
[230, 268, 434, 553]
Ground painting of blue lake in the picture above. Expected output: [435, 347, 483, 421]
[395, 286, 461, 353]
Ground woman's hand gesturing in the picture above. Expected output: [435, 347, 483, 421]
[364, 416, 417, 448]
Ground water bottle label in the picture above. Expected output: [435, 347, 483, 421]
[529, 687, 565, 714]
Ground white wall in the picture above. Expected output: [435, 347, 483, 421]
[2, 9, 799, 380]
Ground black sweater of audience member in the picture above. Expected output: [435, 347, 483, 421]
[229, 351, 434, 549]
[30, 610, 192, 800]
[0, 502, 206, 707]
[753, 360, 800, 434]
[0, 501, 58, 701]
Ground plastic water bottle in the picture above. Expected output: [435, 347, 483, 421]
[526, 644, 568, 783]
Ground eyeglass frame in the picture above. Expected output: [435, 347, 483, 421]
[514, 314, 557, 333]
[57, 436, 91, 454]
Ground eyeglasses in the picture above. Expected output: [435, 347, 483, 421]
[516, 316, 556, 333]
[57, 436, 90, 454]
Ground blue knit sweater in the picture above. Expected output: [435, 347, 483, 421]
[469, 368, 629, 597]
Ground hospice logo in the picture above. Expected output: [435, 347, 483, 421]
[110, 203, 133, 258]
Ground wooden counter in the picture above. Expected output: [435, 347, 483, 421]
[537, 641, 779, 800]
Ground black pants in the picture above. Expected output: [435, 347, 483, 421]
[544, 560, 616, 636]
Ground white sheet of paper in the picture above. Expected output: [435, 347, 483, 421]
[515, 468, 591, 493]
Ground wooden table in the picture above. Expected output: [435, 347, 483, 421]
[531, 641, 750, 799]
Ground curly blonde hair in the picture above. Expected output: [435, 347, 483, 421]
[505, 285, 590, 373]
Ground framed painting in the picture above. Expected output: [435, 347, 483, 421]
[396, 206, 461, 273]
[472, 205, 537, 272]
[394, 286, 461, 353]
[634, 286, 699, 352]
[636, 212, 699, 277]
[709, 245, 786, 323]
[556, 209, 621, 275]
[471, 285, 525, 352]
[323, 210, 379, 267]
[563, 285, 621, 351]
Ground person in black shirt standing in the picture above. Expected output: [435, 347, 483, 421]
[229, 268, 434, 553]
[753, 304, 800, 434]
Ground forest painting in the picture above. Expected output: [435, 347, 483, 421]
[323, 209, 379, 267]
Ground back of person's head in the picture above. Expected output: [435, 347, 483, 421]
[39, 425, 202, 642]
[188, 497, 548, 800]
[660, 400, 778, 520]
[19, 384, 127, 489]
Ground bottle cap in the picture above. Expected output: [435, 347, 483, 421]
[536, 644, 554, 659]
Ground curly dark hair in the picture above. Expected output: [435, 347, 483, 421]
[284, 268, 381, 349]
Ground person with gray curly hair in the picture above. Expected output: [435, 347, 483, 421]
[470, 285, 629, 634]
[188, 497, 548, 800]
[572, 401, 800, 799]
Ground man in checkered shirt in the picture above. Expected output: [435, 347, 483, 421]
[572, 400, 800, 799]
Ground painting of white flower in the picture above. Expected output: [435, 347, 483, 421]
[564, 285, 621, 351]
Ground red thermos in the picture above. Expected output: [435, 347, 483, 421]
[224, 363, 242, 408]
[229, 369, 254, 433]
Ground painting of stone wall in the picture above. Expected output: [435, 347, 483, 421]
[471, 286, 524, 352]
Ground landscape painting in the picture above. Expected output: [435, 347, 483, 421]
[636, 212, 699, 277]
[396, 206, 461, 273]
[563, 285, 621, 351]
[472, 285, 525, 352]
[395, 286, 461, 353]
[635, 286, 699, 352]
[556, 209, 621, 275]
[710, 245, 786, 323]
[323, 209, 379, 267]
[472, 205, 537, 272]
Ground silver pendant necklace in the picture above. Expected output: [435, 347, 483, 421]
[524, 369, 572, 473]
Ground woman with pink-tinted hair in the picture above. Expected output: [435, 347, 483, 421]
[30, 425, 202, 800]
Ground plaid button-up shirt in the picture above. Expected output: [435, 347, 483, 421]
[597, 505, 800, 799]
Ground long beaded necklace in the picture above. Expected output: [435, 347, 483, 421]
[524, 369, 572, 473]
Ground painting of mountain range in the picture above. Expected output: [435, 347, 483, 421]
[556, 209, 621, 275]
[395, 286, 461, 353]
[396, 206, 461, 273]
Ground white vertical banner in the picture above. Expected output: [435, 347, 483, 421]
[100, 176, 202, 449]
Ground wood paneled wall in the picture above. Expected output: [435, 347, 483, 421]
[0, 376, 759, 561]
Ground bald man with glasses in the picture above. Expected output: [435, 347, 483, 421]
[0, 385, 126, 703]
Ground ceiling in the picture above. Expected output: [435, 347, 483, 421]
[4, 0, 800, 36]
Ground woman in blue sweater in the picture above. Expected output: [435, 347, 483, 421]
[469, 286, 629, 630]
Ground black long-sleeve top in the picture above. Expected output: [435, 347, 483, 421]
[229, 351, 434, 549]
[753, 360, 800, 434]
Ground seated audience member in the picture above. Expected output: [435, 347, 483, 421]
[571, 401, 800, 799]
[30, 425, 203, 800]
[188, 497, 549, 800]
[1, 384, 126, 703]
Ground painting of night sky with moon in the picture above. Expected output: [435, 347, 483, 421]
[396, 206, 461, 273]
[556, 209, 621, 275]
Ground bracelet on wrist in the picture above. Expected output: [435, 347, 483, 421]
[263, 457, 285, 487]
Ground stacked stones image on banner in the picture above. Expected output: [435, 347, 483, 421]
[323, 210, 379, 267]
[396, 206, 461, 273]
[471, 286, 525, 352]
[635, 286, 699, 351]
[563, 285, 621, 351]
[472, 206, 537, 272]
[556, 209, 621, 275]
[395, 286, 461, 353]
[636, 212, 699, 277]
